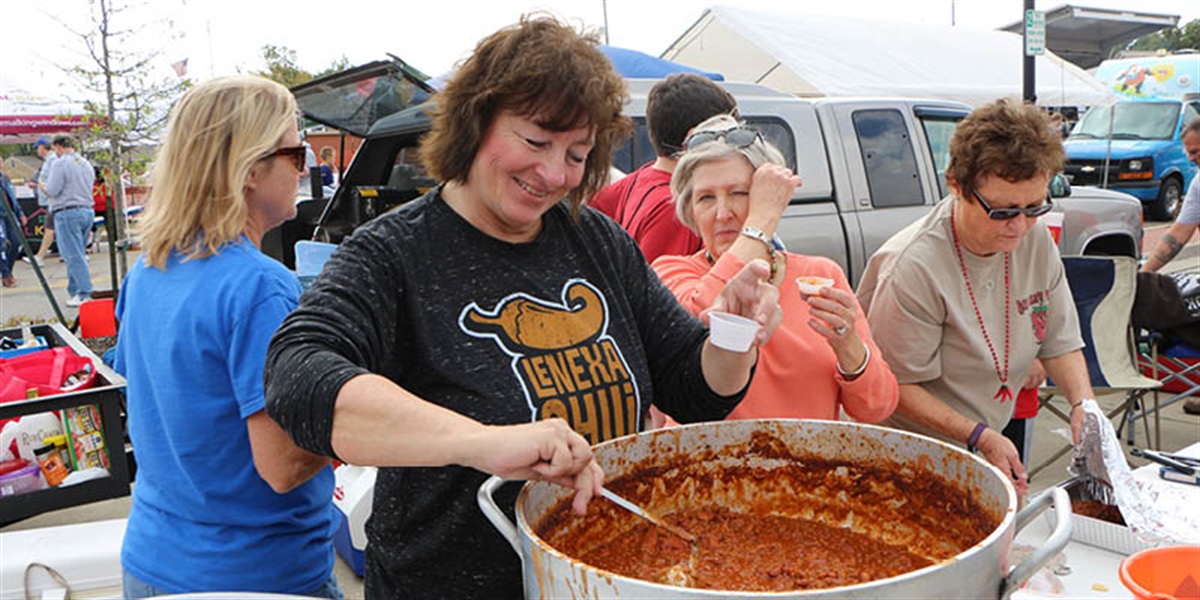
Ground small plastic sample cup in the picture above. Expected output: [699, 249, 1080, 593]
[1040, 212, 1064, 245]
[796, 276, 834, 299]
[708, 311, 759, 353]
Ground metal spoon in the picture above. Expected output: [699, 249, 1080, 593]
[599, 488, 696, 543]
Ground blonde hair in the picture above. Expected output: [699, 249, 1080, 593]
[672, 114, 786, 232]
[138, 76, 297, 269]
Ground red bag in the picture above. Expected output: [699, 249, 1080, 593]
[0, 348, 97, 404]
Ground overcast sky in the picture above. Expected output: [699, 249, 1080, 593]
[4, 0, 1199, 103]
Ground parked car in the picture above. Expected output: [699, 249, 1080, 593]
[270, 76, 1144, 284]
[1064, 97, 1199, 221]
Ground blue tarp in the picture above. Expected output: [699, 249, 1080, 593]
[598, 46, 724, 81]
[428, 46, 724, 91]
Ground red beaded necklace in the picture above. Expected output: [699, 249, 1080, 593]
[950, 205, 1013, 404]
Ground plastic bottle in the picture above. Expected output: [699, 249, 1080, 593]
[43, 434, 74, 470]
[34, 443, 69, 487]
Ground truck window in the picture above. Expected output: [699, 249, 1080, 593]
[387, 146, 435, 195]
[1071, 102, 1180, 141]
[919, 118, 958, 199]
[745, 118, 797, 173]
[612, 118, 654, 173]
[612, 117, 797, 174]
[853, 109, 923, 208]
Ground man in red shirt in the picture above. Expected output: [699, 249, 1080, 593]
[590, 74, 736, 262]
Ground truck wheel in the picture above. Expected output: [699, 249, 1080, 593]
[1147, 178, 1182, 222]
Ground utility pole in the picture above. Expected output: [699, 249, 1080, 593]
[602, 0, 610, 45]
[1023, 0, 1040, 104]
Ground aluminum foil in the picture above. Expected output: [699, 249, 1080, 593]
[1067, 399, 1200, 546]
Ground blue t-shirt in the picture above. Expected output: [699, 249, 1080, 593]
[114, 237, 335, 594]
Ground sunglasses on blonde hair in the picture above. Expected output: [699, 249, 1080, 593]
[263, 145, 307, 172]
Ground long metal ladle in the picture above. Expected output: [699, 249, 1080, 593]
[599, 487, 696, 543]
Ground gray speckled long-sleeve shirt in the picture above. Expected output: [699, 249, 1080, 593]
[265, 188, 746, 598]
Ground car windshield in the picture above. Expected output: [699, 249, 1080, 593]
[1069, 102, 1179, 141]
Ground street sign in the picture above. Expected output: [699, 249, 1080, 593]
[1025, 9, 1046, 56]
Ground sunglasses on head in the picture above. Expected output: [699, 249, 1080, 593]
[263, 145, 307, 173]
[971, 189, 1054, 220]
[683, 127, 762, 153]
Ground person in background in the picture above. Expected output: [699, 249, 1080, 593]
[1048, 112, 1069, 139]
[297, 135, 318, 195]
[858, 100, 1096, 497]
[113, 76, 340, 599]
[28, 137, 57, 267]
[653, 114, 897, 425]
[1140, 116, 1200, 415]
[41, 135, 95, 307]
[264, 15, 782, 598]
[1002, 359, 1045, 466]
[1142, 117, 1200, 275]
[318, 146, 337, 187]
[590, 73, 737, 263]
[89, 166, 111, 253]
[0, 162, 25, 287]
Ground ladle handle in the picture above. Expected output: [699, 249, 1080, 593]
[477, 475, 521, 556]
[1001, 487, 1072, 599]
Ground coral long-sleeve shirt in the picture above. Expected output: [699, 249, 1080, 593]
[652, 251, 899, 422]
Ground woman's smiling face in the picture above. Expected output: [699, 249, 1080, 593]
[463, 110, 594, 242]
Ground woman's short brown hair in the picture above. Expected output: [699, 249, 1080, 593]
[419, 13, 632, 213]
[947, 99, 1064, 198]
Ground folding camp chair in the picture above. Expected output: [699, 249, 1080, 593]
[1029, 255, 1162, 478]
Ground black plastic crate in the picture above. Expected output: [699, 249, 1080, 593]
[0, 322, 130, 524]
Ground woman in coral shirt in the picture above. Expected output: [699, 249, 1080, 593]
[652, 114, 898, 424]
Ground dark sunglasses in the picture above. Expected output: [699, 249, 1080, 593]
[683, 127, 762, 152]
[971, 189, 1054, 220]
[263, 145, 307, 173]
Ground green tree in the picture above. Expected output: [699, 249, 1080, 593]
[1127, 19, 1200, 53]
[316, 55, 353, 79]
[60, 0, 190, 285]
[255, 45, 314, 88]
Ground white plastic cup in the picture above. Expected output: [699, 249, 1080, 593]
[708, 311, 759, 353]
[795, 276, 835, 299]
[1040, 212, 1064, 246]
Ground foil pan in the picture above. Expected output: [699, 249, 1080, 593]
[1067, 400, 1200, 546]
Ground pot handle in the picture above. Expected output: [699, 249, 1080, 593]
[477, 475, 521, 556]
[1000, 487, 1072, 598]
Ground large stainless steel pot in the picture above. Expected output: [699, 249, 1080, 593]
[479, 419, 1071, 599]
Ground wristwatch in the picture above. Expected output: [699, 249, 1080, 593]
[739, 227, 779, 280]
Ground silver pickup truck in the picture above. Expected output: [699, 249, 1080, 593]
[274, 75, 1144, 282]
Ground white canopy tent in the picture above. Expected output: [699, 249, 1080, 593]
[661, 5, 1115, 108]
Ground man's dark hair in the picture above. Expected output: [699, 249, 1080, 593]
[51, 135, 75, 149]
[646, 74, 737, 158]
